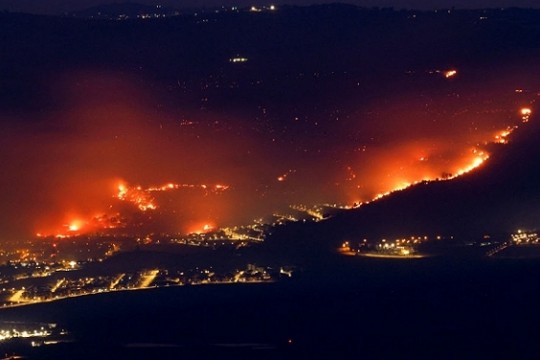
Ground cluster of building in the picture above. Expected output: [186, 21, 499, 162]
[0, 261, 291, 308]
[338, 235, 454, 258]
[340, 237, 426, 257]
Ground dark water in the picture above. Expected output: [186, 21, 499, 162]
[2, 256, 540, 359]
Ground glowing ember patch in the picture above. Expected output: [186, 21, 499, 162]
[521, 108, 532, 115]
[68, 221, 83, 232]
[276, 170, 296, 182]
[37, 179, 231, 237]
[346, 105, 530, 208]
[494, 128, 514, 144]
[117, 184, 127, 198]
[444, 70, 457, 78]
[116, 181, 230, 212]
[521, 108, 532, 122]
[115, 183, 156, 212]
[189, 223, 216, 235]
[472, 157, 484, 167]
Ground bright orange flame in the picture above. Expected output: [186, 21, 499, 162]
[68, 220, 84, 232]
[521, 107, 532, 123]
[494, 128, 514, 144]
[521, 108, 532, 116]
[472, 156, 485, 167]
[188, 222, 215, 234]
[117, 183, 128, 198]
[445, 70, 457, 78]
[115, 181, 157, 211]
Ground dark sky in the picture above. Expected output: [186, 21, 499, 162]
[1, 0, 539, 14]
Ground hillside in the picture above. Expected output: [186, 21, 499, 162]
[266, 111, 540, 253]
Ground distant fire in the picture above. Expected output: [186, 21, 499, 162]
[1, 70, 531, 242]
[147, 182, 230, 193]
[188, 223, 216, 235]
[277, 170, 296, 182]
[36, 180, 230, 238]
[34, 100, 530, 239]
[115, 181, 230, 211]
[68, 221, 82, 232]
[521, 108, 532, 116]
[347, 104, 530, 208]
[116, 182, 157, 211]
[521, 107, 532, 122]
[494, 128, 514, 144]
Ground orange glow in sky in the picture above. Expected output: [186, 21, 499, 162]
[0, 70, 531, 240]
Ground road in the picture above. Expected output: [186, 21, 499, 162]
[138, 270, 159, 288]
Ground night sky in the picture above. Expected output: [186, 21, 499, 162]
[0, 0, 539, 14]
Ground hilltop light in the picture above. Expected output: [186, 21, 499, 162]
[521, 107, 532, 122]
[230, 57, 248, 63]
[445, 70, 457, 78]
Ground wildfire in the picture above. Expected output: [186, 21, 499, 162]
[348, 103, 528, 209]
[68, 222, 81, 232]
[115, 183, 156, 211]
[459, 155, 487, 175]
[147, 182, 230, 193]
[189, 222, 216, 235]
[357, 149, 490, 206]
[494, 128, 514, 144]
[36, 180, 230, 238]
[521, 107, 532, 122]
[444, 69, 458, 78]
[115, 181, 230, 212]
